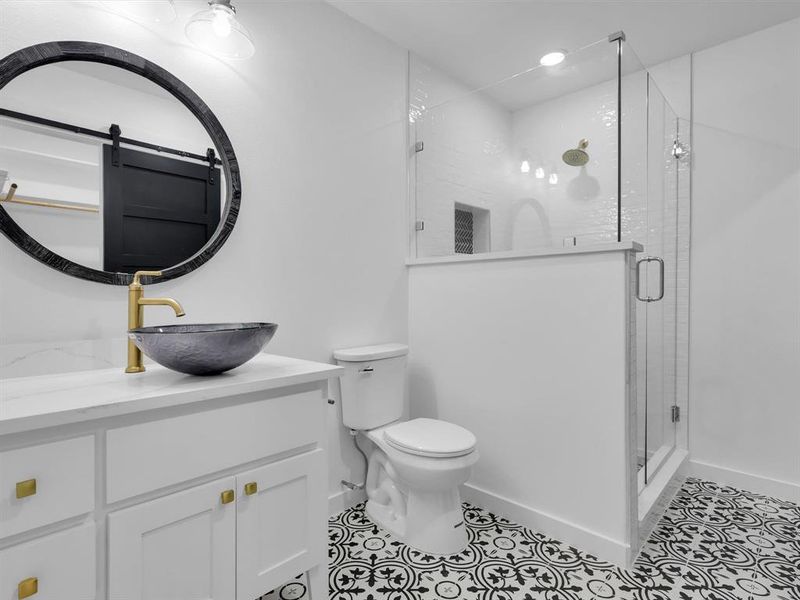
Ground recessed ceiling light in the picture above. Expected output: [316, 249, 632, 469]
[540, 51, 566, 67]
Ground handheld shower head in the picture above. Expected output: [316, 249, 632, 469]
[562, 139, 589, 166]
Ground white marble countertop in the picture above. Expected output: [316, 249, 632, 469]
[0, 354, 343, 436]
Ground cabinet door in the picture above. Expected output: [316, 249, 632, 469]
[236, 449, 326, 600]
[0, 523, 95, 600]
[108, 477, 236, 600]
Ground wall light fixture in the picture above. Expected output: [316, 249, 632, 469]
[185, 0, 255, 60]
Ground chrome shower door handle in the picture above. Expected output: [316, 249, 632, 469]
[636, 256, 665, 302]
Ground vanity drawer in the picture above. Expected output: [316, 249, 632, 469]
[0, 436, 95, 538]
[0, 523, 96, 600]
[106, 389, 324, 503]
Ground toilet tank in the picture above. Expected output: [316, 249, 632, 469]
[334, 343, 408, 430]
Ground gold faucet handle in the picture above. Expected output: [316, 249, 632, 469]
[131, 270, 163, 287]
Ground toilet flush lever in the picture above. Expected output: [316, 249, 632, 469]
[359, 367, 374, 373]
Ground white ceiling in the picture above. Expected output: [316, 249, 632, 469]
[329, 0, 800, 101]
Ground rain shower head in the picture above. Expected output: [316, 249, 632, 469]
[562, 139, 589, 166]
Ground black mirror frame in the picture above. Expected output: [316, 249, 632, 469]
[0, 41, 241, 285]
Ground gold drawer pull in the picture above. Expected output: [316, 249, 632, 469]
[16, 479, 37, 499]
[220, 489, 235, 505]
[244, 482, 258, 496]
[18, 577, 38, 599]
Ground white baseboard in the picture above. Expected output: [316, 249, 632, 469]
[328, 488, 367, 517]
[689, 459, 800, 504]
[462, 483, 630, 568]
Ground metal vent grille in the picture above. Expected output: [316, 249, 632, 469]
[454, 208, 474, 254]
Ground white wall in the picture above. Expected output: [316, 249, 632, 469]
[0, 1, 409, 508]
[689, 18, 800, 501]
[408, 249, 635, 565]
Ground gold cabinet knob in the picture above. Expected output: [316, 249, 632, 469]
[16, 479, 37, 499]
[244, 482, 258, 496]
[220, 489, 235, 505]
[18, 577, 38, 599]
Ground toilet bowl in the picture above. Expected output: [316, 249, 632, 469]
[334, 344, 479, 555]
[362, 418, 478, 555]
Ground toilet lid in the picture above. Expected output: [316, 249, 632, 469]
[383, 418, 476, 458]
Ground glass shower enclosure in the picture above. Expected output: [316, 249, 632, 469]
[408, 33, 688, 489]
[622, 46, 687, 487]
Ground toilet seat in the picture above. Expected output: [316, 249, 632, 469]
[383, 418, 476, 458]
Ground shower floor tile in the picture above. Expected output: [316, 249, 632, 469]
[258, 477, 800, 600]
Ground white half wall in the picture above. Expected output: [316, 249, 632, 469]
[689, 18, 800, 502]
[408, 248, 636, 565]
[0, 1, 409, 506]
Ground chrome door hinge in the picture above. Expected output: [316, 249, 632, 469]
[671, 405, 681, 423]
[415, 220, 425, 231]
[414, 141, 424, 153]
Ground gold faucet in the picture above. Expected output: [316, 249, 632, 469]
[126, 270, 185, 373]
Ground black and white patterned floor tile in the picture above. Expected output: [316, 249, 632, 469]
[258, 478, 800, 600]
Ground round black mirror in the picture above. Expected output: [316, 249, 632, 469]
[0, 41, 240, 285]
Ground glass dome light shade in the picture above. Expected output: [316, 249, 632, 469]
[100, 0, 177, 24]
[185, 1, 255, 60]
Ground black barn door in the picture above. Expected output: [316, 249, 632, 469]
[103, 146, 221, 273]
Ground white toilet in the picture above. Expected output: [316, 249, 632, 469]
[334, 343, 478, 555]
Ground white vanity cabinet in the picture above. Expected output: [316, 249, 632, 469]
[108, 450, 327, 600]
[0, 354, 342, 600]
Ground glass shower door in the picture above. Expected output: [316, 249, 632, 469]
[638, 74, 680, 484]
